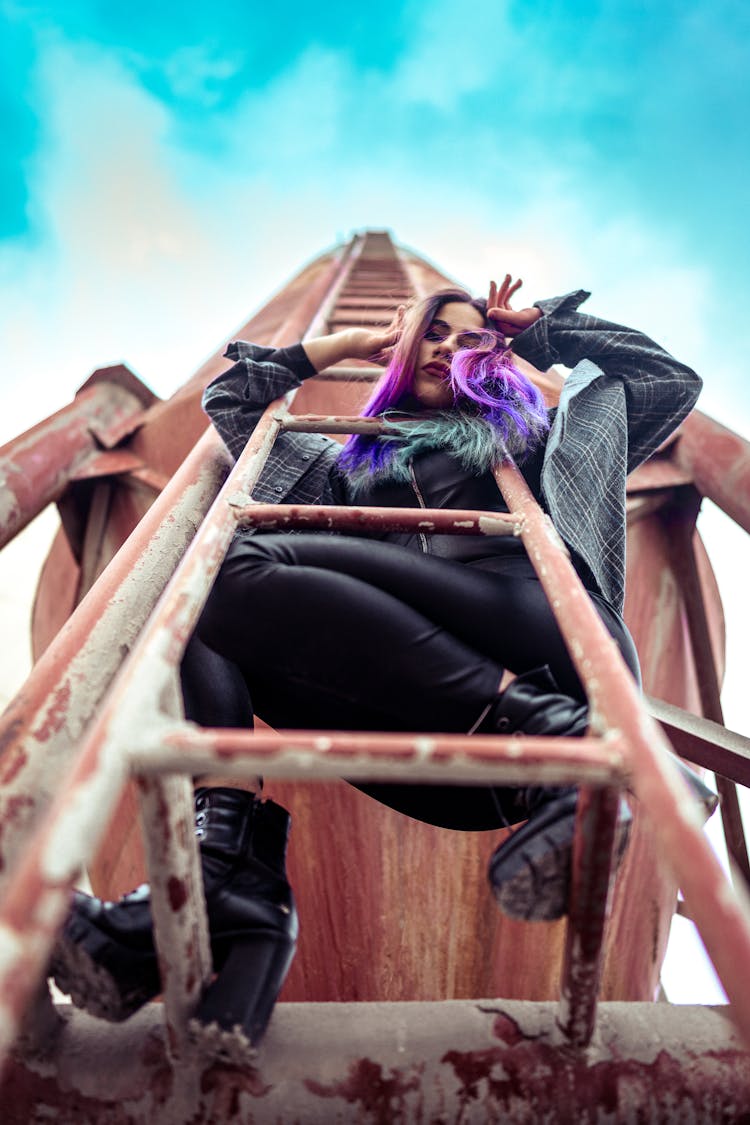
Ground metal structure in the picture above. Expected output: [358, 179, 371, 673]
[1, 230, 750, 1120]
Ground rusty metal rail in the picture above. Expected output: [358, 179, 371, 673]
[1, 232, 750, 1078]
[0, 366, 155, 550]
[2, 395, 750, 1068]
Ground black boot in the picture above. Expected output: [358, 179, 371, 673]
[482, 666, 631, 922]
[483, 669, 718, 921]
[50, 789, 297, 1046]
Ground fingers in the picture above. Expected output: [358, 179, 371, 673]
[487, 276, 523, 325]
[495, 274, 523, 307]
[507, 277, 523, 302]
[385, 304, 406, 336]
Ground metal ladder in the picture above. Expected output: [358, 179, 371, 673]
[2, 231, 750, 1116]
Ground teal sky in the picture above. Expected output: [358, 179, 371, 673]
[1, 0, 749, 436]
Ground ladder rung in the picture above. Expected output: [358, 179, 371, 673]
[229, 501, 521, 538]
[281, 413, 395, 434]
[315, 366, 383, 382]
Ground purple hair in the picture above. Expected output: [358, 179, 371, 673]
[338, 288, 549, 476]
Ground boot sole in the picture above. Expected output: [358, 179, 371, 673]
[489, 795, 631, 922]
[50, 913, 159, 1021]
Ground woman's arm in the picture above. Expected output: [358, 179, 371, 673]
[490, 284, 703, 475]
[202, 342, 316, 462]
[203, 312, 404, 461]
[301, 311, 404, 372]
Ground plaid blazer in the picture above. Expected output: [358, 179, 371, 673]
[203, 292, 702, 613]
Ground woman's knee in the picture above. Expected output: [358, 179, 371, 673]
[197, 534, 297, 649]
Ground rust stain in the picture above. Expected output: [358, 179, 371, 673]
[492, 1011, 534, 1046]
[0, 1058, 138, 1125]
[32, 681, 72, 742]
[200, 1060, 272, 1103]
[0, 721, 27, 781]
[139, 1029, 175, 1106]
[441, 1040, 750, 1119]
[304, 1057, 424, 1124]
[167, 876, 188, 912]
[0, 794, 35, 872]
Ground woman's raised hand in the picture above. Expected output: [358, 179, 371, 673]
[346, 305, 405, 365]
[304, 306, 405, 373]
[487, 276, 542, 338]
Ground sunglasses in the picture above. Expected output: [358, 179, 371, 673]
[422, 323, 501, 350]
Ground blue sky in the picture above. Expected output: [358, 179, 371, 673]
[2, 0, 749, 440]
[0, 0, 749, 1003]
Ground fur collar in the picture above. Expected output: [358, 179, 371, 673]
[345, 411, 513, 495]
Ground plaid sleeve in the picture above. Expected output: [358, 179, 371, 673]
[512, 292, 703, 473]
[201, 341, 317, 462]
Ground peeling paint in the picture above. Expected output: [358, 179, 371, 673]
[478, 514, 513, 536]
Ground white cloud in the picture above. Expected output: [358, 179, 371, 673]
[161, 45, 244, 107]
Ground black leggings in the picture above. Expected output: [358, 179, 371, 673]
[191, 534, 640, 831]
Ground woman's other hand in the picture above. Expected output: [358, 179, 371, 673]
[487, 276, 542, 338]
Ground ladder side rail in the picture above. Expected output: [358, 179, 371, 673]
[0, 240, 368, 1061]
[561, 785, 624, 1045]
[492, 460, 750, 1047]
[663, 488, 750, 882]
[0, 376, 149, 551]
[0, 233, 361, 876]
[0, 426, 232, 878]
[0, 394, 293, 1065]
[647, 697, 750, 786]
[0, 239, 374, 1062]
[674, 409, 750, 535]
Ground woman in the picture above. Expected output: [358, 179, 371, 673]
[52, 277, 707, 1043]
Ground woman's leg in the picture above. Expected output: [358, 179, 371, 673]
[200, 533, 639, 713]
[196, 534, 632, 831]
[199, 534, 505, 737]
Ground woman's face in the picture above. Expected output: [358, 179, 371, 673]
[412, 301, 486, 408]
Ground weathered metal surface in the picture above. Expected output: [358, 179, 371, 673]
[648, 696, 750, 785]
[232, 500, 519, 537]
[138, 773, 211, 1055]
[3, 1000, 750, 1122]
[675, 408, 750, 534]
[494, 461, 750, 1045]
[0, 400, 289, 1063]
[131, 729, 625, 786]
[662, 488, 750, 883]
[0, 238, 370, 1065]
[559, 786, 623, 1047]
[0, 428, 230, 880]
[278, 411, 405, 433]
[0, 430, 229, 856]
[0, 374, 150, 550]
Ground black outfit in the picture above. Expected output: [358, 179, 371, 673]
[190, 295, 703, 832]
[196, 458, 640, 830]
